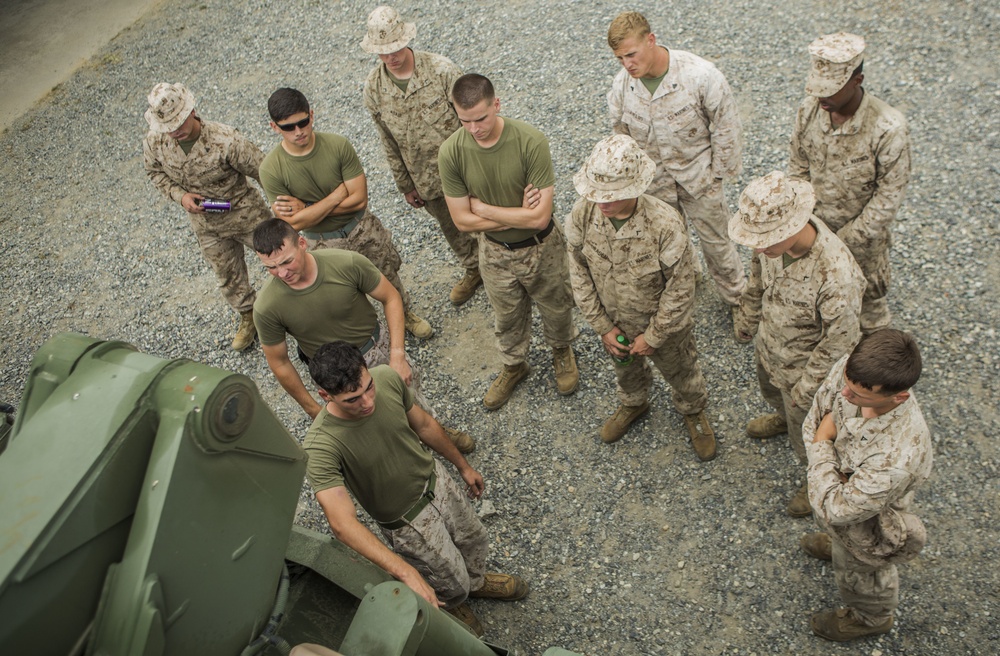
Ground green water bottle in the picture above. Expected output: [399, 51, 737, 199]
[613, 334, 634, 366]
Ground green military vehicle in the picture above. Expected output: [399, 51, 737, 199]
[0, 334, 580, 656]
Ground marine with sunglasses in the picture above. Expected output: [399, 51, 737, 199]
[259, 87, 434, 340]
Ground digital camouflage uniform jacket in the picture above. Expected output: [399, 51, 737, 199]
[735, 219, 866, 408]
[607, 48, 742, 199]
[143, 120, 265, 209]
[803, 355, 932, 566]
[788, 93, 911, 296]
[363, 50, 463, 200]
[565, 194, 696, 347]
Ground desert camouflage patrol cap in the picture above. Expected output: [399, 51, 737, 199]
[805, 32, 866, 97]
[144, 82, 195, 133]
[573, 134, 656, 203]
[361, 6, 416, 54]
[728, 171, 815, 249]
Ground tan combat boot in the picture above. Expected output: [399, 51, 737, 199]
[231, 310, 256, 351]
[600, 402, 650, 443]
[746, 412, 788, 439]
[799, 532, 832, 561]
[552, 346, 578, 396]
[404, 310, 435, 339]
[811, 608, 893, 642]
[787, 482, 812, 517]
[469, 573, 529, 601]
[732, 306, 753, 344]
[446, 602, 484, 637]
[483, 362, 531, 410]
[444, 426, 475, 454]
[683, 411, 717, 461]
[449, 268, 482, 306]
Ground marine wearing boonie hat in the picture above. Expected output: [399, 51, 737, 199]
[573, 134, 656, 203]
[728, 171, 816, 249]
[144, 82, 195, 133]
[360, 5, 416, 54]
[805, 32, 866, 97]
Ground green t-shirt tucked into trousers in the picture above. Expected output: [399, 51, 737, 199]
[303, 365, 433, 523]
[259, 132, 367, 233]
[438, 117, 556, 243]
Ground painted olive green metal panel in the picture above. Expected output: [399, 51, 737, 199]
[0, 334, 583, 656]
[0, 335, 173, 655]
[0, 334, 306, 656]
[340, 581, 499, 656]
[285, 525, 394, 600]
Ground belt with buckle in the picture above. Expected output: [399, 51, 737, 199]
[378, 469, 437, 530]
[296, 322, 380, 364]
[300, 215, 361, 241]
[484, 219, 554, 250]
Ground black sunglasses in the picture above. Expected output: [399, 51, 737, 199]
[276, 116, 311, 132]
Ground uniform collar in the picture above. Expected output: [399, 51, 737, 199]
[819, 91, 870, 136]
[627, 46, 679, 100]
[760, 219, 827, 279]
[841, 395, 911, 445]
[589, 197, 649, 239]
[380, 50, 428, 96]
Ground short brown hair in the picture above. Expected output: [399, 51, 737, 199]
[845, 329, 922, 394]
[452, 74, 495, 110]
[253, 218, 299, 255]
[608, 11, 651, 50]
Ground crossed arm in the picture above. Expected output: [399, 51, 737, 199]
[271, 174, 369, 231]
[446, 184, 550, 233]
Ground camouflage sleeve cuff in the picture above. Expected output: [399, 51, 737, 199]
[592, 316, 616, 338]
[791, 381, 818, 411]
[806, 439, 837, 467]
[642, 328, 661, 350]
[643, 325, 679, 351]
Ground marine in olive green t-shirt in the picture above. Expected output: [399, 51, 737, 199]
[438, 117, 555, 243]
[303, 365, 434, 522]
[254, 249, 382, 358]
[259, 132, 366, 233]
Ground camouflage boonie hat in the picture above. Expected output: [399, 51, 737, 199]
[728, 171, 815, 249]
[360, 6, 416, 54]
[573, 135, 656, 203]
[805, 32, 866, 97]
[144, 82, 195, 133]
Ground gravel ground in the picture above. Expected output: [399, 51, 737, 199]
[1, 1, 998, 654]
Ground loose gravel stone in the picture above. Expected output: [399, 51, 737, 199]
[1, 1, 998, 654]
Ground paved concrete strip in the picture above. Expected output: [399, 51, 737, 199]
[0, 0, 163, 134]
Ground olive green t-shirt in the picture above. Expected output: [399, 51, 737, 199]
[303, 365, 433, 522]
[640, 70, 667, 95]
[782, 252, 806, 269]
[438, 117, 556, 243]
[178, 135, 198, 155]
[253, 249, 382, 358]
[259, 132, 366, 233]
[387, 71, 409, 93]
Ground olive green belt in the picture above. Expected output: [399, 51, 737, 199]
[378, 469, 437, 530]
[300, 215, 361, 240]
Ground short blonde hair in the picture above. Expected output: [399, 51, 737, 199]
[608, 11, 651, 50]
